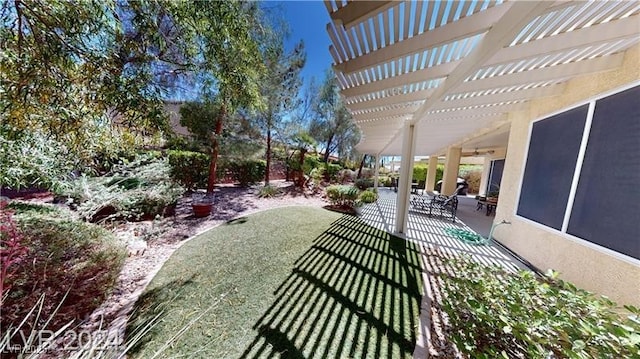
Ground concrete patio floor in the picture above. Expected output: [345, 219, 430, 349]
[359, 188, 530, 358]
[359, 188, 527, 271]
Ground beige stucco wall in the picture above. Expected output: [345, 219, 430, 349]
[494, 45, 640, 306]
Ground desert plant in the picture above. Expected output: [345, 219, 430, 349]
[358, 189, 378, 204]
[440, 255, 640, 358]
[58, 155, 183, 222]
[354, 178, 374, 190]
[325, 185, 359, 208]
[337, 169, 355, 183]
[309, 167, 326, 187]
[3, 210, 126, 342]
[257, 185, 281, 198]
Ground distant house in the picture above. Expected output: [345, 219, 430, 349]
[163, 101, 191, 137]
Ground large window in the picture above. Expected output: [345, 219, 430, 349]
[517, 106, 588, 230]
[517, 84, 640, 260]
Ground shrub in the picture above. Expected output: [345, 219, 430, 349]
[325, 185, 359, 208]
[257, 185, 281, 198]
[413, 164, 428, 182]
[303, 154, 321, 175]
[3, 210, 126, 338]
[359, 189, 378, 204]
[167, 150, 210, 190]
[310, 167, 326, 186]
[354, 178, 374, 190]
[325, 163, 342, 181]
[58, 155, 183, 222]
[462, 170, 482, 194]
[440, 255, 640, 358]
[337, 169, 355, 183]
[228, 159, 266, 187]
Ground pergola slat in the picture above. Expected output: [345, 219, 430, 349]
[453, 53, 624, 95]
[334, 3, 511, 74]
[340, 61, 456, 98]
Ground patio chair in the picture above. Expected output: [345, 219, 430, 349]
[410, 192, 432, 211]
[426, 185, 465, 223]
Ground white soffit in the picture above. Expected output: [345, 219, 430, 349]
[325, 0, 640, 156]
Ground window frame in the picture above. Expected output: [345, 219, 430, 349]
[514, 81, 640, 266]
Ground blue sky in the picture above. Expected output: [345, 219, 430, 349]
[277, 1, 334, 87]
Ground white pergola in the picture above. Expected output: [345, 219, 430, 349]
[324, 0, 640, 233]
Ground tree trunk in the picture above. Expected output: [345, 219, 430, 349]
[297, 149, 306, 188]
[207, 105, 226, 194]
[265, 127, 271, 185]
[357, 154, 367, 179]
[323, 134, 334, 163]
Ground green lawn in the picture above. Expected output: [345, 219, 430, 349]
[127, 206, 423, 358]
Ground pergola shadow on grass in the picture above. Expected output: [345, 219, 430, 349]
[126, 207, 423, 358]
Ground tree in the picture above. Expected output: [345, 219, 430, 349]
[257, 22, 305, 185]
[289, 132, 316, 188]
[1, 1, 266, 193]
[182, 1, 265, 193]
[309, 69, 360, 163]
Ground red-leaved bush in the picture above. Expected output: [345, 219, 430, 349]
[0, 200, 28, 302]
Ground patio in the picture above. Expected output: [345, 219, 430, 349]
[359, 188, 526, 271]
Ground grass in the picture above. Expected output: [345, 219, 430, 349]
[127, 206, 424, 358]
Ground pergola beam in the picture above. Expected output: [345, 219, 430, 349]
[409, 1, 556, 125]
[329, 1, 395, 29]
[333, 3, 513, 74]
[453, 54, 624, 94]
[486, 15, 640, 68]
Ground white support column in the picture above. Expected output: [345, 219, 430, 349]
[441, 146, 462, 195]
[373, 153, 380, 190]
[426, 155, 438, 192]
[395, 123, 417, 234]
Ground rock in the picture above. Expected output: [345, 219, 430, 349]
[128, 239, 147, 256]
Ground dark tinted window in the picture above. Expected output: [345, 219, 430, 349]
[568, 86, 640, 259]
[517, 105, 588, 230]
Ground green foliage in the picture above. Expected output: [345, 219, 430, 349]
[325, 185, 359, 208]
[440, 256, 640, 358]
[165, 135, 207, 153]
[5, 201, 62, 216]
[167, 150, 210, 190]
[304, 154, 321, 175]
[358, 189, 378, 204]
[228, 160, 266, 187]
[257, 185, 281, 198]
[3, 209, 126, 336]
[354, 178, 374, 190]
[379, 176, 393, 187]
[178, 101, 223, 146]
[309, 166, 326, 185]
[412, 164, 428, 181]
[309, 69, 360, 163]
[325, 163, 342, 181]
[434, 164, 445, 184]
[58, 155, 183, 222]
